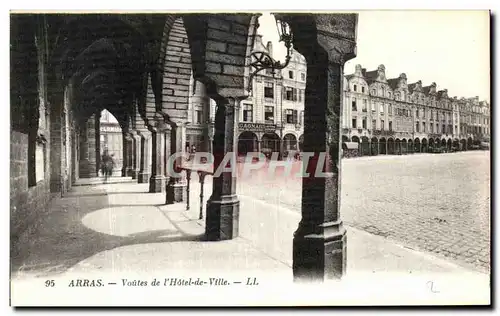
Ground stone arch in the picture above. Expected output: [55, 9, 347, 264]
[441, 138, 447, 149]
[460, 139, 467, 151]
[467, 137, 473, 149]
[422, 138, 428, 153]
[360, 136, 370, 156]
[402, 138, 408, 154]
[414, 137, 421, 153]
[379, 137, 387, 155]
[283, 133, 298, 151]
[447, 138, 452, 151]
[429, 138, 435, 152]
[407, 139, 413, 154]
[387, 138, 395, 155]
[261, 132, 281, 153]
[351, 135, 360, 143]
[371, 137, 378, 155]
[238, 131, 258, 156]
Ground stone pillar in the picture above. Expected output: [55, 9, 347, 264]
[121, 131, 129, 177]
[205, 97, 240, 241]
[126, 136, 134, 177]
[285, 13, 357, 282]
[95, 111, 101, 177]
[138, 130, 152, 183]
[166, 121, 188, 204]
[78, 122, 90, 178]
[130, 131, 141, 180]
[193, 81, 211, 154]
[87, 114, 97, 177]
[149, 125, 167, 193]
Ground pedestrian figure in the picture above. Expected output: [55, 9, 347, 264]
[101, 150, 115, 183]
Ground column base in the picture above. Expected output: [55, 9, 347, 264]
[149, 175, 166, 193]
[132, 169, 140, 180]
[138, 172, 151, 184]
[126, 167, 135, 177]
[293, 221, 347, 283]
[205, 195, 240, 241]
[166, 181, 187, 204]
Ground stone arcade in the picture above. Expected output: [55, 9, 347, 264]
[10, 13, 358, 282]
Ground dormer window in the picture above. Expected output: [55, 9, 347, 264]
[353, 84, 357, 92]
[288, 71, 294, 79]
[388, 92, 392, 98]
[362, 86, 365, 93]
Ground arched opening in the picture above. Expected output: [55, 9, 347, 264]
[98, 109, 123, 177]
[422, 138, 428, 153]
[379, 137, 387, 155]
[395, 138, 401, 155]
[371, 137, 378, 156]
[387, 138, 395, 155]
[360, 136, 370, 156]
[429, 138, 435, 152]
[414, 138, 421, 153]
[261, 132, 281, 155]
[452, 139, 460, 152]
[460, 139, 467, 151]
[402, 139, 408, 154]
[441, 138, 447, 151]
[351, 135, 360, 143]
[283, 133, 298, 151]
[447, 139, 452, 152]
[238, 131, 259, 157]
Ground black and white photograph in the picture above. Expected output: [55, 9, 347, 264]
[8, 8, 491, 307]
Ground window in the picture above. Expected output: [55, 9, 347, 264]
[362, 117, 367, 129]
[243, 104, 253, 122]
[389, 121, 392, 131]
[265, 106, 274, 122]
[395, 93, 400, 101]
[380, 119, 385, 130]
[353, 84, 357, 92]
[288, 71, 294, 79]
[430, 123, 433, 133]
[372, 119, 377, 129]
[301, 73, 305, 81]
[388, 104, 392, 115]
[284, 87, 298, 101]
[371, 89, 376, 95]
[379, 104, 384, 114]
[416, 122, 420, 133]
[442, 124, 446, 134]
[362, 86, 365, 93]
[455, 126, 458, 134]
[285, 109, 298, 124]
[422, 122, 426, 133]
[352, 118, 357, 128]
[371, 102, 376, 112]
[362, 99, 367, 112]
[195, 110, 203, 124]
[416, 109, 419, 118]
[298, 89, 302, 102]
[35, 143, 45, 182]
[388, 92, 392, 98]
[352, 98, 357, 111]
[264, 82, 274, 99]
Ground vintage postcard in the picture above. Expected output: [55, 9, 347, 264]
[9, 10, 491, 306]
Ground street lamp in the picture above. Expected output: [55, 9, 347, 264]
[247, 17, 293, 92]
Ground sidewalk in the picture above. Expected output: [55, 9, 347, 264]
[11, 178, 489, 305]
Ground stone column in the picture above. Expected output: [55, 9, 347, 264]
[87, 114, 97, 177]
[166, 121, 188, 204]
[130, 131, 141, 180]
[126, 136, 135, 177]
[148, 124, 168, 193]
[138, 130, 152, 183]
[193, 80, 211, 154]
[95, 111, 101, 177]
[121, 131, 129, 177]
[205, 97, 240, 241]
[285, 13, 357, 282]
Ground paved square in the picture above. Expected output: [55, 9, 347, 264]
[237, 151, 490, 272]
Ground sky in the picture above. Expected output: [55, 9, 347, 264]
[258, 11, 490, 102]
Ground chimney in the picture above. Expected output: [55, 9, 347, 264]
[266, 41, 273, 57]
[254, 34, 263, 49]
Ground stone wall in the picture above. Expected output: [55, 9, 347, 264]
[10, 131, 51, 259]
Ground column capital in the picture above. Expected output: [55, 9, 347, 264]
[281, 13, 358, 65]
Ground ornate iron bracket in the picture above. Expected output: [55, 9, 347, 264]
[247, 20, 293, 92]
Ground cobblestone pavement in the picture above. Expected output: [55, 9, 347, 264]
[236, 151, 491, 273]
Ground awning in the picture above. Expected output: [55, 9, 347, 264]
[343, 142, 359, 150]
